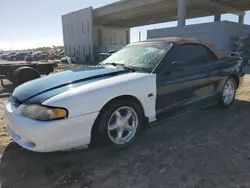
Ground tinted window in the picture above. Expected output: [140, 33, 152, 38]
[165, 44, 209, 66]
[206, 48, 218, 61]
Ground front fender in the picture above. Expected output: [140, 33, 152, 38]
[42, 73, 157, 122]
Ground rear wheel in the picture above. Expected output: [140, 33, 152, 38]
[219, 78, 236, 107]
[13, 67, 41, 86]
[92, 101, 143, 149]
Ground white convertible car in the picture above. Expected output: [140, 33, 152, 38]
[5, 38, 244, 152]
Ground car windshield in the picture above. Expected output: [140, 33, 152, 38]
[102, 42, 172, 72]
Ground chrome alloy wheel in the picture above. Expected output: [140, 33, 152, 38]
[107, 106, 139, 145]
[223, 80, 235, 105]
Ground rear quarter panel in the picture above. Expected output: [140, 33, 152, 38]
[214, 58, 244, 91]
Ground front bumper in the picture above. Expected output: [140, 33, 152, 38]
[5, 102, 98, 152]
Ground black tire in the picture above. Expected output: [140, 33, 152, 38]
[219, 78, 236, 108]
[92, 100, 144, 149]
[13, 67, 41, 86]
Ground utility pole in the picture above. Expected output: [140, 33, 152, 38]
[139, 31, 141, 41]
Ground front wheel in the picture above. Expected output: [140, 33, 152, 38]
[219, 78, 236, 108]
[93, 101, 143, 149]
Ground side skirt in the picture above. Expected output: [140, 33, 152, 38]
[150, 101, 218, 127]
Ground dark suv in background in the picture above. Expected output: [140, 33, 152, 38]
[1, 52, 16, 60]
[7, 52, 29, 61]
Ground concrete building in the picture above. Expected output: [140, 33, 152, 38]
[62, 8, 94, 62]
[62, 0, 250, 63]
[148, 21, 250, 55]
[62, 7, 129, 63]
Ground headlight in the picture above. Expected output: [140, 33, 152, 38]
[22, 105, 68, 121]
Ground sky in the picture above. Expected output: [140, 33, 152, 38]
[0, 0, 250, 50]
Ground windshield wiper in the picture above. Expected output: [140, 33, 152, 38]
[103, 62, 119, 67]
[104, 62, 136, 72]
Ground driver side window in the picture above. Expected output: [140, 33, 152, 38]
[162, 44, 210, 69]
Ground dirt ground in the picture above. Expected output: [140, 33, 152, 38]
[0, 65, 250, 188]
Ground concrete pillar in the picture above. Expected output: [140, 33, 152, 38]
[126, 29, 130, 44]
[214, 14, 221, 22]
[238, 15, 244, 24]
[178, 0, 186, 26]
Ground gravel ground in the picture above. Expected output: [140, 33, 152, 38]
[0, 65, 250, 188]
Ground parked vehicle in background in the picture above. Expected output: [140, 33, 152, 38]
[53, 50, 64, 59]
[35, 52, 46, 61]
[48, 51, 55, 60]
[45, 50, 64, 60]
[7, 52, 29, 61]
[0, 52, 4, 58]
[24, 54, 33, 62]
[42, 52, 49, 60]
[24, 52, 41, 62]
[1, 52, 16, 60]
[5, 38, 245, 152]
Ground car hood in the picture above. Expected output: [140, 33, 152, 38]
[12, 66, 129, 103]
